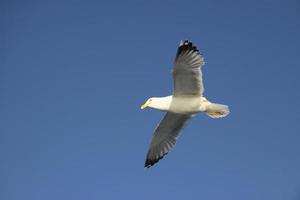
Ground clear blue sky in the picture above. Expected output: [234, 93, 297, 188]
[1, 0, 300, 199]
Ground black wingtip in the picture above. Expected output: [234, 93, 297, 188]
[176, 40, 200, 59]
[144, 158, 156, 169]
[144, 152, 169, 169]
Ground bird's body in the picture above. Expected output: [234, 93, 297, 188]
[141, 40, 230, 168]
[147, 96, 226, 115]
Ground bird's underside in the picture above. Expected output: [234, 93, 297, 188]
[142, 40, 229, 169]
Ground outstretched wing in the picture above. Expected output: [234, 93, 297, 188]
[144, 112, 192, 168]
[172, 40, 205, 97]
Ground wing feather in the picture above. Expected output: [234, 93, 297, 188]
[172, 40, 205, 96]
[144, 112, 192, 168]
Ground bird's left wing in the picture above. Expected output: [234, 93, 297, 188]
[144, 112, 192, 168]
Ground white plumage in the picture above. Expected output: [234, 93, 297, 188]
[141, 40, 230, 168]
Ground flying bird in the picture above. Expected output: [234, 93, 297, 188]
[141, 40, 230, 168]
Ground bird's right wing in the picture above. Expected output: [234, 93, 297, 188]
[172, 40, 205, 97]
[144, 112, 192, 168]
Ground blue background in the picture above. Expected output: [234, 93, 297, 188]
[1, 0, 300, 199]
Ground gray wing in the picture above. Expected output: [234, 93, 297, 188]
[172, 40, 205, 97]
[144, 112, 192, 168]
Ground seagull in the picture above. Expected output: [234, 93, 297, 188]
[141, 40, 230, 169]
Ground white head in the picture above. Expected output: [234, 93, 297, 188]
[140, 96, 172, 111]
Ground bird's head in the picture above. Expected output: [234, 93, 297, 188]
[140, 98, 153, 109]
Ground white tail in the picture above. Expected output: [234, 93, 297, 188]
[205, 103, 230, 118]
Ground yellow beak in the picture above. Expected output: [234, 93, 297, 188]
[140, 102, 149, 109]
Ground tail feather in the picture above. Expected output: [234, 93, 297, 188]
[205, 103, 230, 118]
